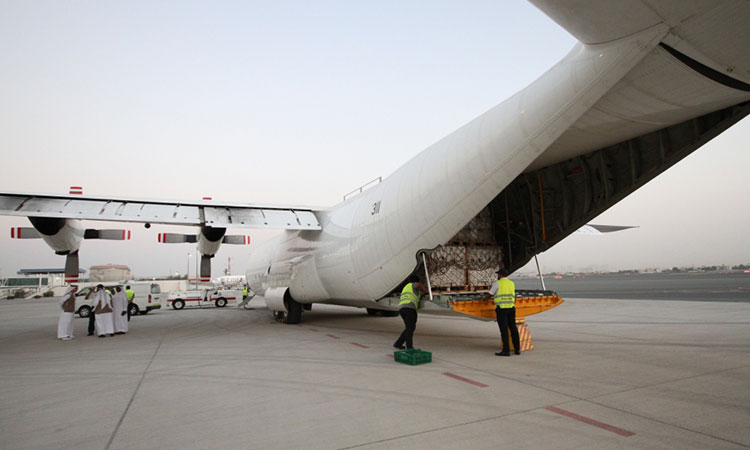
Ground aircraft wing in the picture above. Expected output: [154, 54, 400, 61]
[0, 191, 321, 230]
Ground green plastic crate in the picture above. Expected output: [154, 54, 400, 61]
[394, 349, 432, 365]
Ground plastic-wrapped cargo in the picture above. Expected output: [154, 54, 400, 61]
[425, 207, 503, 292]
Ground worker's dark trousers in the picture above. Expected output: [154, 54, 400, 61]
[87, 310, 96, 335]
[127, 303, 131, 322]
[496, 306, 520, 353]
[394, 308, 418, 349]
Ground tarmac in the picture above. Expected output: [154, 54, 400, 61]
[1, 296, 748, 450]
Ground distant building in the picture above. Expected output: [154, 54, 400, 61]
[89, 264, 131, 282]
[7, 268, 86, 288]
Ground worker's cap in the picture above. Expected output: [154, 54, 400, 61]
[496, 268, 510, 276]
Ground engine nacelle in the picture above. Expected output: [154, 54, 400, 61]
[28, 217, 84, 255]
[197, 226, 226, 257]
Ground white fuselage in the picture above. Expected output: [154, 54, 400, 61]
[247, 25, 673, 306]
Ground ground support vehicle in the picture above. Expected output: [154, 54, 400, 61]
[167, 289, 242, 310]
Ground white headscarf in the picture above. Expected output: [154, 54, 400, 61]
[59, 286, 77, 307]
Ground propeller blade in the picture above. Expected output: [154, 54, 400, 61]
[65, 251, 79, 284]
[222, 235, 250, 245]
[200, 255, 211, 282]
[10, 227, 41, 239]
[157, 233, 197, 244]
[84, 229, 132, 240]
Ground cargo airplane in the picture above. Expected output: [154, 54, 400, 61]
[2, 1, 749, 324]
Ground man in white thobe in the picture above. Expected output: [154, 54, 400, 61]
[91, 284, 115, 337]
[57, 285, 78, 340]
[111, 286, 129, 334]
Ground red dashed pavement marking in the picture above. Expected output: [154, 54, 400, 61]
[442, 372, 488, 387]
[308, 328, 318, 332]
[545, 406, 635, 437]
[326, 334, 340, 339]
[350, 342, 368, 348]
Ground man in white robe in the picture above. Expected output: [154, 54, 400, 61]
[57, 285, 78, 340]
[91, 284, 115, 337]
[111, 286, 129, 334]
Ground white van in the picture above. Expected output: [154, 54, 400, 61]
[75, 282, 162, 318]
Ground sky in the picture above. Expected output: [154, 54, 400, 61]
[1, 1, 748, 279]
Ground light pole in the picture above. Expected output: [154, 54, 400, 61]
[186, 253, 192, 290]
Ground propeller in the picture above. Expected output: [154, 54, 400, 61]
[200, 255, 212, 282]
[64, 251, 79, 284]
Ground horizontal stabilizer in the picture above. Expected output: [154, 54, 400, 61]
[84, 229, 131, 240]
[10, 227, 41, 239]
[157, 233, 198, 244]
[576, 224, 638, 235]
[222, 235, 250, 245]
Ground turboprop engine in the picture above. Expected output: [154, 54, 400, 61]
[157, 226, 250, 282]
[12, 217, 131, 283]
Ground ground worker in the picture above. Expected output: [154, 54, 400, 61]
[57, 285, 78, 340]
[393, 275, 429, 350]
[86, 287, 96, 336]
[238, 284, 253, 308]
[480, 268, 520, 356]
[111, 286, 128, 335]
[91, 284, 115, 337]
[125, 285, 135, 321]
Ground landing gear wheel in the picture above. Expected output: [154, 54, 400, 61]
[172, 299, 185, 310]
[215, 297, 227, 308]
[271, 291, 303, 324]
[284, 297, 303, 324]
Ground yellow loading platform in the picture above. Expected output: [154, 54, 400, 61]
[448, 291, 564, 351]
[449, 293, 563, 320]
[375, 289, 563, 352]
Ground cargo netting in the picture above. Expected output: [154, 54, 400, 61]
[425, 207, 503, 292]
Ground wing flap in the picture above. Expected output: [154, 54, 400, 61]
[204, 207, 320, 229]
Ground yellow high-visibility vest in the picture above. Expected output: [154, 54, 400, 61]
[398, 283, 421, 308]
[125, 289, 134, 302]
[493, 278, 516, 309]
